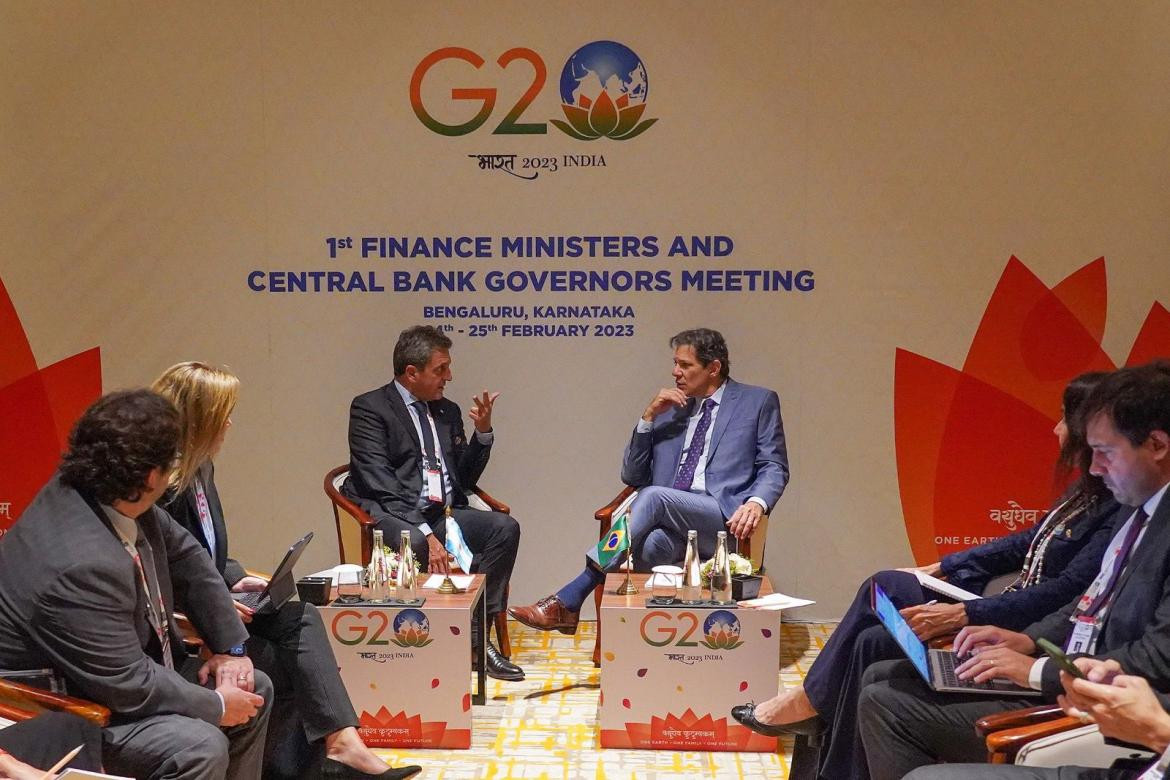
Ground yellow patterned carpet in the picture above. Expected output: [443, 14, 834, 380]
[372, 619, 835, 779]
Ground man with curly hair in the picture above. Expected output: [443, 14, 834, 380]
[0, 390, 272, 780]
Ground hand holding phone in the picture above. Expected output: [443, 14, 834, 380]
[1036, 638, 1086, 679]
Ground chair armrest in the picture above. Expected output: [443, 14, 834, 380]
[0, 678, 110, 726]
[595, 486, 636, 524]
[245, 569, 271, 580]
[983, 715, 1085, 763]
[976, 704, 1067, 736]
[472, 487, 510, 515]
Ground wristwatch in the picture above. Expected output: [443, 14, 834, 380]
[225, 644, 247, 657]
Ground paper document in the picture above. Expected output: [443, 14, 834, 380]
[423, 574, 475, 589]
[738, 592, 816, 611]
[913, 572, 979, 602]
[59, 771, 134, 779]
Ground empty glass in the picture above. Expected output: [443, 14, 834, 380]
[650, 565, 683, 603]
[335, 564, 364, 603]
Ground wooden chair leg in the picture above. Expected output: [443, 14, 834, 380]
[592, 581, 605, 667]
[496, 583, 512, 658]
[494, 611, 511, 658]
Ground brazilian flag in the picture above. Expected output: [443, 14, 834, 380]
[596, 512, 630, 568]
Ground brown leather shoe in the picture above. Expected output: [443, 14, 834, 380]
[508, 595, 580, 634]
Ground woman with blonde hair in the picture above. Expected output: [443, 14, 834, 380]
[153, 362, 419, 780]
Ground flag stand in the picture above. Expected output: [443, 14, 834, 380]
[616, 558, 638, 595]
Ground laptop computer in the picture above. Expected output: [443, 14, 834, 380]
[232, 532, 313, 615]
[872, 581, 1042, 697]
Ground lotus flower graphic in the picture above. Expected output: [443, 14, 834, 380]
[0, 275, 101, 534]
[600, 707, 777, 751]
[550, 40, 658, 141]
[357, 706, 469, 748]
[391, 609, 432, 648]
[700, 610, 743, 650]
[896, 257, 1170, 563]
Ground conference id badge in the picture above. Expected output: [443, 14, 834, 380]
[1066, 615, 1099, 655]
[425, 466, 443, 503]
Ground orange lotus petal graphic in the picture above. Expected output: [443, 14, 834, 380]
[357, 707, 469, 748]
[0, 275, 101, 534]
[600, 708, 776, 752]
[896, 257, 1169, 562]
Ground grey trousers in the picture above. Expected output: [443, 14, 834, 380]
[586, 486, 727, 571]
[905, 765, 1139, 779]
[857, 659, 1036, 780]
[103, 669, 273, 780]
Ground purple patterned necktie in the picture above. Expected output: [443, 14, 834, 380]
[673, 398, 716, 491]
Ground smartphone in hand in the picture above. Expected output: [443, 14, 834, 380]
[1036, 637, 1086, 679]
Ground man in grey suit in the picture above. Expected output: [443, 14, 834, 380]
[510, 327, 790, 633]
[0, 390, 271, 780]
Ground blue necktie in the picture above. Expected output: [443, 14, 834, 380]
[673, 398, 716, 491]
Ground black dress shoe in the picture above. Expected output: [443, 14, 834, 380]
[319, 757, 422, 779]
[473, 640, 525, 680]
[730, 703, 825, 737]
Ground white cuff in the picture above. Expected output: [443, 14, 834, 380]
[215, 689, 225, 719]
[1028, 657, 1048, 690]
[636, 418, 653, 433]
[747, 497, 768, 511]
[475, 429, 494, 444]
[419, 523, 433, 537]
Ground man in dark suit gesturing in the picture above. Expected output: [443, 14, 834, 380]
[510, 327, 790, 634]
[341, 325, 523, 680]
[0, 390, 271, 780]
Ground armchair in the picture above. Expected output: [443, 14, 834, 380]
[977, 705, 1155, 767]
[324, 464, 513, 657]
[0, 677, 109, 728]
[590, 486, 770, 666]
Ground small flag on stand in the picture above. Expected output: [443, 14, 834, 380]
[596, 512, 630, 568]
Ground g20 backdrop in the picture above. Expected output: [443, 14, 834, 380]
[2, 1, 1168, 617]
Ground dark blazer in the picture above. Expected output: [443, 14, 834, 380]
[341, 381, 491, 525]
[0, 476, 248, 726]
[161, 463, 247, 588]
[621, 378, 789, 518]
[940, 495, 1124, 629]
[1024, 486, 1170, 697]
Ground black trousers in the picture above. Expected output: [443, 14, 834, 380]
[375, 505, 520, 618]
[0, 711, 103, 770]
[247, 601, 359, 779]
[857, 658, 1037, 780]
[800, 569, 930, 779]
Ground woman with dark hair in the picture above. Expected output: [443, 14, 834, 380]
[732, 371, 1126, 780]
[153, 363, 419, 780]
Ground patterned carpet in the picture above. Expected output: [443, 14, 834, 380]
[372, 619, 836, 779]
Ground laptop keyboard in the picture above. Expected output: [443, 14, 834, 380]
[235, 591, 271, 611]
[937, 651, 1023, 692]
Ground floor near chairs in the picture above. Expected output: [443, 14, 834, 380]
[372, 618, 836, 780]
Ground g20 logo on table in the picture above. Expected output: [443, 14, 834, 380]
[391, 609, 433, 648]
[330, 609, 432, 648]
[411, 40, 658, 140]
[639, 609, 743, 650]
[701, 610, 744, 650]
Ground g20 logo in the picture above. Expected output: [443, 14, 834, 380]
[331, 608, 432, 648]
[639, 610, 745, 650]
[411, 40, 658, 141]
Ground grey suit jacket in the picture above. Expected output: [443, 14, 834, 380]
[621, 378, 790, 518]
[1024, 487, 1170, 697]
[0, 476, 248, 726]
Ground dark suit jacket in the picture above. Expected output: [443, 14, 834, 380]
[341, 381, 491, 526]
[940, 495, 1123, 629]
[1024, 486, 1170, 697]
[160, 463, 247, 588]
[621, 378, 789, 518]
[0, 476, 248, 726]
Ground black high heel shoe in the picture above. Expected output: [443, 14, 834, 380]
[319, 757, 422, 780]
[731, 703, 825, 737]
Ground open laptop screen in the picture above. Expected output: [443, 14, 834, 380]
[872, 581, 932, 683]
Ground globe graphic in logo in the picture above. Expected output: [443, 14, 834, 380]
[551, 40, 658, 141]
[392, 609, 431, 647]
[701, 610, 744, 650]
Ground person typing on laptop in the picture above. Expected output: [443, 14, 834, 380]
[154, 363, 420, 780]
[857, 362, 1170, 780]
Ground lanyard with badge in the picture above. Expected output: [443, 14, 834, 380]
[417, 403, 446, 505]
[1066, 509, 1149, 654]
[117, 538, 174, 669]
